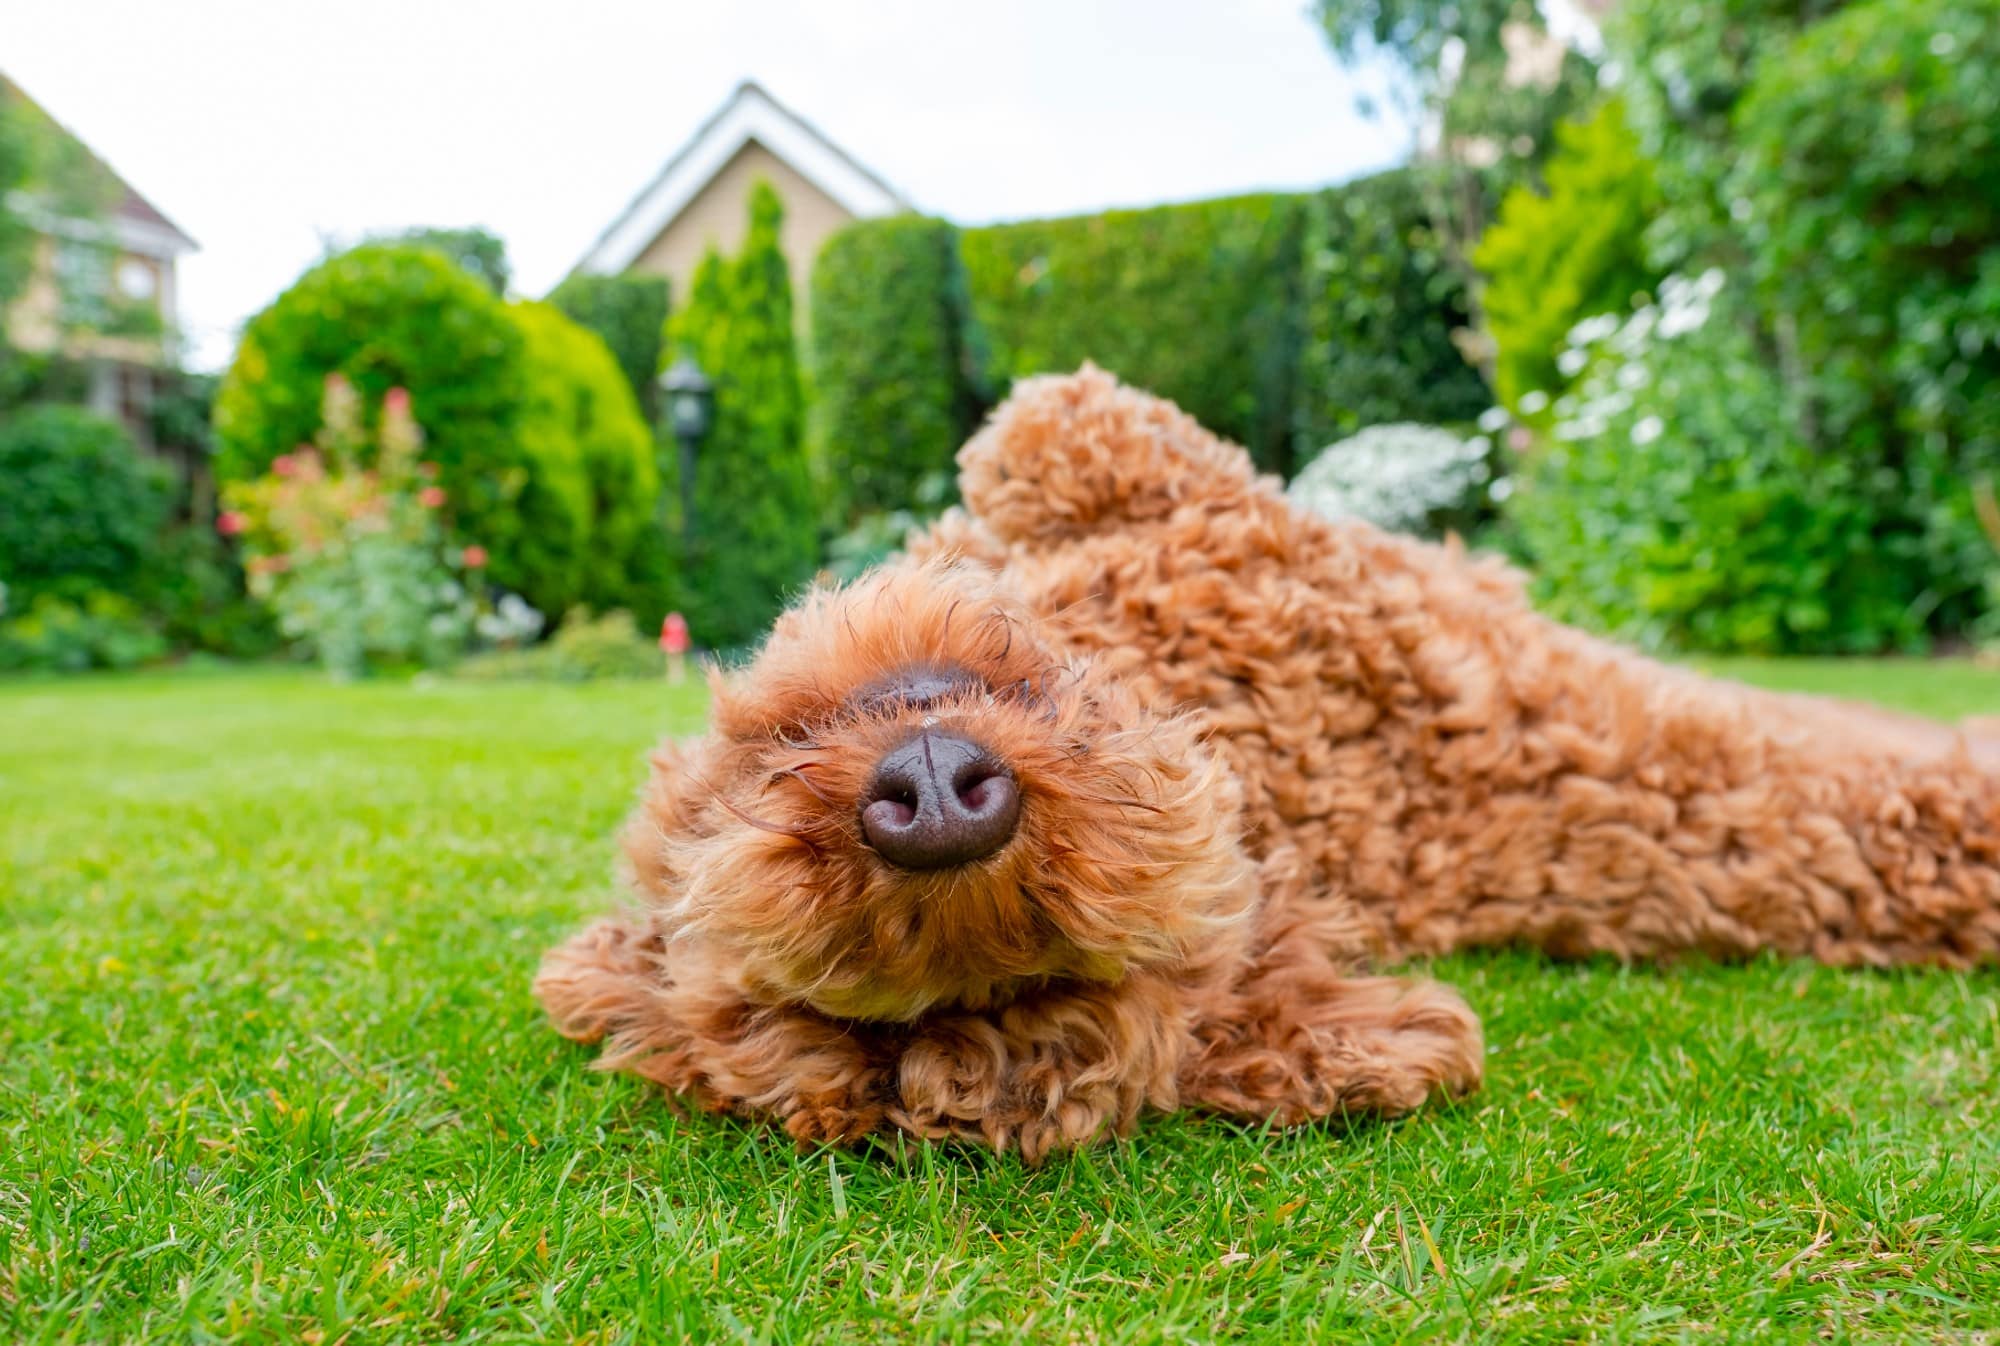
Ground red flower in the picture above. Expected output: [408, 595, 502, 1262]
[660, 612, 690, 654]
[216, 510, 248, 537]
[460, 544, 488, 569]
[419, 486, 447, 509]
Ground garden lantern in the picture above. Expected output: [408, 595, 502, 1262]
[659, 355, 714, 540]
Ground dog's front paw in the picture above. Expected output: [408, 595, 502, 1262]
[781, 1094, 888, 1148]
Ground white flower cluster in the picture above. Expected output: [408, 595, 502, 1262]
[1551, 269, 1726, 444]
[1287, 423, 1498, 536]
[475, 592, 545, 647]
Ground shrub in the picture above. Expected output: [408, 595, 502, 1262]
[1475, 100, 1661, 416]
[224, 377, 482, 676]
[665, 183, 817, 650]
[0, 589, 167, 673]
[213, 243, 544, 601]
[0, 406, 171, 603]
[810, 216, 984, 523]
[1288, 424, 1499, 539]
[508, 301, 665, 618]
[961, 193, 1308, 474]
[1293, 170, 1492, 455]
[386, 226, 511, 296]
[1512, 274, 1930, 654]
[823, 470, 954, 582]
[547, 272, 671, 422]
[456, 608, 662, 681]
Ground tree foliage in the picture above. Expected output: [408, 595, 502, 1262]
[387, 227, 512, 296]
[547, 272, 671, 422]
[0, 406, 171, 605]
[664, 182, 817, 650]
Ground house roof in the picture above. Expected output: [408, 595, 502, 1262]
[570, 80, 907, 277]
[1, 72, 198, 256]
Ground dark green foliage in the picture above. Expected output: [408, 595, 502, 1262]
[0, 590, 167, 672]
[387, 227, 512, 295]
[1294, 170, 1492, 453]
[1513, 291, 1930, 653]
[509, 301, 666, 620]
[0, 406, 170, 604]
[1511, 0, 2000, 651]
[810, 216, 984, 522]
[665, 183, 817, 650]
[547, 272, 671, 422]
[455, 608, 664, 681]
[211, 244, 555, 602]
[132, 526, 280, 660]
[962, 194, 1308, 473]
[0, 351, 91, 416]
[1475, 100, 1662, 414]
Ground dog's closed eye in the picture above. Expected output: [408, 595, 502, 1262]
[848, 663, 988, 718]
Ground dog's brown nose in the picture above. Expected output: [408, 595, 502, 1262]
[859, 730, 1020, 869]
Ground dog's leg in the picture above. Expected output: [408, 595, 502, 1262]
[890, 974, 1193, 1162]
[1178, 908, 1485, 1127]
[536, 921, 896, 1145]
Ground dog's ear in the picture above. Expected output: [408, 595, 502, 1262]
[957, 363, 1261, 543]
[619, 735, 722, 900]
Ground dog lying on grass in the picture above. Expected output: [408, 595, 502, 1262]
[537, 366, 2000, 1161]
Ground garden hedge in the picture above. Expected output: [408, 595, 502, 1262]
[809, 170, 1487, 487]
[0, 405, 170, 604]
[548, 271, 672, 423]
[809, 215, 984, 523]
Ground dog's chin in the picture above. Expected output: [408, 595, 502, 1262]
[730, 849, 1147, 1024]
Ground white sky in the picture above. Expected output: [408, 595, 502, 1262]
[1, 0, 1409, 371]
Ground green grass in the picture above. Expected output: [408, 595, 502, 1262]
[2, 659, 1998, 1343]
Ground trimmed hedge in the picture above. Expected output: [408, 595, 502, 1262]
[960, 193, 1308, 474]
[810, 215, 984, 523]
[0, 406, 171, 604]
[215, 244, 535, 592]
[809, 169, 1488, 488]
[548, 272, 672, 423]
[1293, 171, 1491, 453]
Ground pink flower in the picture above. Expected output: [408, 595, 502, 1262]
[384, 386, 412, 417]
[419, 486, 447, 509]
[216, 510, 248, 537]
[272, 453, 297, 478]
[460, 544, 488, 569]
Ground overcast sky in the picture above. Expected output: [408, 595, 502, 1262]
[1, 0, 1408, 371]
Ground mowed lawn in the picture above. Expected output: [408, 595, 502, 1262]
[3, 660, 1999, 1344]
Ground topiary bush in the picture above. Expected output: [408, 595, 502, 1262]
[1475, 100, 1661, 416]
[547, 272, 671, 422]
[810, 215, 985, 524]
[0, 405, 171, 603]
[508, 301, 664, 619]
[1293, 169, 1492, 456]
[665, 183, 818, 650]
[214, 243, 539, 594]
[960, 193, 1308, 474]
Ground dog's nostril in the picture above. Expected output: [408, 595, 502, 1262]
[860, 730, 1021, 870]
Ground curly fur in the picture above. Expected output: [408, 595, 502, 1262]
[537, 365, 2000, 1161]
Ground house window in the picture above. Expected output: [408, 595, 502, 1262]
[117, 257, 158, 302]
[55, 240, 113, 326]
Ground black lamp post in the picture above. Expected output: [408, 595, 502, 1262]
[659, 354, 714, 541]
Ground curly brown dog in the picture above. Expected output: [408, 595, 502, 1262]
[537, 366, 2000, 1161]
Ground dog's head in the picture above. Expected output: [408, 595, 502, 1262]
[626, 557, 1253, 1021]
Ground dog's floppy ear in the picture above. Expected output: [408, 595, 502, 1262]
[957, 363, 1261, 543]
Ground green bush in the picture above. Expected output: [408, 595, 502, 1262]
[215, 244, 539, 592]
[547, 272, 671, 422]
[0, 406, 171, 604]
[1513, 275, 1929, 654]
[810, 216, 985, 524]
[456, 608, 663, 681]
[961, 193, 1308, 474]
[664, 183, 817, 650]
[509, 301, 665, 618]
[0, 590, 168, 672]
[1475, 100, 1661, 415]
[385, 227, 511, 295]
[1293, 170, 1491, 454]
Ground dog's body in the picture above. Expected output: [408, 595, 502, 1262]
[538, 368, 2000, 1160]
